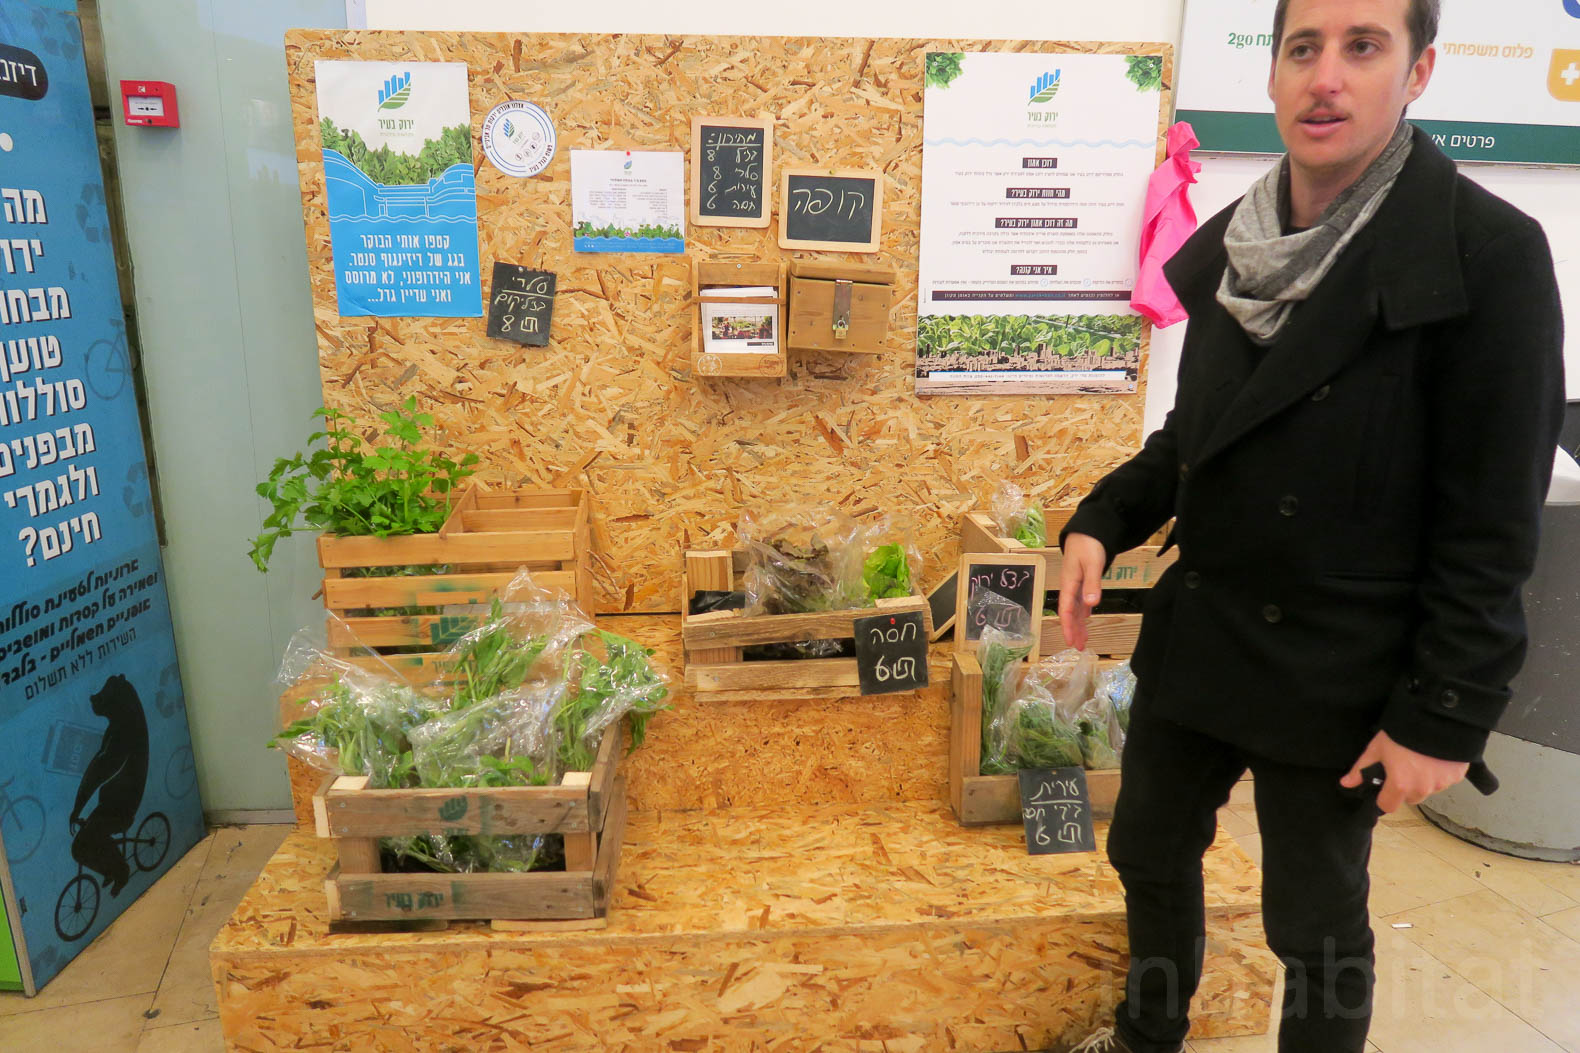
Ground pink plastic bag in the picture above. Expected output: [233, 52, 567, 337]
[1130, 122, 1201, 328]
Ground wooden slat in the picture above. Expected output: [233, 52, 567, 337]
[460, 507, 579, 532]
[684, 550, 741, 664]
[331, 869, 599, 922]
[319, 529, 578, 568]
[560, 773, 598, 872]
[474, 489, 583, 511]
[336, 837, 381, 874]
[950, 653, 982, 822]
[960, 512, 1011, 556]
[322, 781, 594, 837]
[322, 570, 576, 611]
[686, 658, 862, 692]
[1040, 613, 1142, 657]
[329, 612, 483, 649]
[435, 482, 481, 538]
[592, 774, 628, 912]
[584, 724, 619, 829]
[681, 595, 930, 648]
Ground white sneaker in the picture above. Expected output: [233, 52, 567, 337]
[1067, 1027, 1132, 1053]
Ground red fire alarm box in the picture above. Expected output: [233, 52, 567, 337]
[120, 80, 179, 127]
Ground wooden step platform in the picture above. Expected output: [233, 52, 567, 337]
[214, 800, 1275, 1051]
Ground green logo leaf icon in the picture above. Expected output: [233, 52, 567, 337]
[378, 72, 412, 110]
[438, 796, 467, 821]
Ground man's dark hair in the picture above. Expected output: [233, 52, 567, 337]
[1271, 0, 1441, 61]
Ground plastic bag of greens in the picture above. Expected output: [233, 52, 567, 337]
[1001, 648, 1094, 770]
[977, 623, 1036, 775]
[435, 567, 597, 707]
[739, 505, 871, 616]
[1089, 660, 1137, 764]
[270, 622, 437, 787]
[857, 512, 924, 602]
[991, 480, 1047, 548]
[385, 830, 561, 875]
[556, 628, 671, 771]
[406, 680, 562, 789]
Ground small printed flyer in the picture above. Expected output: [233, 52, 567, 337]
[314, 60, 483, 317]
[571, 150, 686, 253]
[915, 51, 1165, 396]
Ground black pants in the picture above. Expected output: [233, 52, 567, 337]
[1108, 692, 1381, 1053]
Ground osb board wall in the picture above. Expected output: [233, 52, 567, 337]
[284, 31, 1175, 613]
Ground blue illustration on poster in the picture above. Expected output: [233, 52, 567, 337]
[315, 60, 483, 317]
[0, 0, 204, 992]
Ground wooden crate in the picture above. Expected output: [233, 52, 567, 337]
[960, 509, 1175, 658]
[785, 260, 895, 354]
[691, 257, 788, 379]
[311, 723, 627, 928]
[318, 484, 594, 681]
[681, 548, 932, 697]
[949, 650, 1122, 826]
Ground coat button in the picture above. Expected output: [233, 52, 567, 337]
[1312, 384, 1331, 402]
[1440, 689, 1460, 709]
[1278, 495, 1299, 517]
[1184, 570, 1202, 589]
[1262, 604, 1283, 623]
[1179, 461, 1190, 479]
[1407, 677, 1422, 694]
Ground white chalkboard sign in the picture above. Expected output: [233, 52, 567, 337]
[690, 116, 772, 228]
[778, 167, 883, 252]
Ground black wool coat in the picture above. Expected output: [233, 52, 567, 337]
[1062, 127, 1565, 775]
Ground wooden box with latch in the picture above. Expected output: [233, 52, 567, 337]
[785, 260, 895, 354]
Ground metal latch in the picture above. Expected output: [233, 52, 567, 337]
[832, 279, 852, 341]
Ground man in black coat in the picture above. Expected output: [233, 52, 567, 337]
[1060, 2, 1564, 1052]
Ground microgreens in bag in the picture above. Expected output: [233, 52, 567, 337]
[248, 396, 479, 572]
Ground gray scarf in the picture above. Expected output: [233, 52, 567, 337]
[1217, 121, 1413, 345]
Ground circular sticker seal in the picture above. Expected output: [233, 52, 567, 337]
[481, 101, 556, 178]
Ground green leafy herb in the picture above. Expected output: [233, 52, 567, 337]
[447, 597, 550, 711]
[249, 397, 478, 573]
[862, 543, 914, 600]
[978, 635, 1034, 775]
[558, 631, 670, 771]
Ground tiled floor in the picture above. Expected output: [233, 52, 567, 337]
[1, 801, 1577, 1052]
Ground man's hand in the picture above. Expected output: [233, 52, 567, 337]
[1340, 730, 1470, 813]
[1059, 532, 1107, 650]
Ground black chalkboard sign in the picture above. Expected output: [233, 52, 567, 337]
[853, 609, 930, 695]
[779, 168, 883, 251]
[1018, 767, 1096, 855]
[487, 263, 556, 346]
[692, 117, 771, 227]
[957, 553, 1045, 657]
[926, 571, 958, 641]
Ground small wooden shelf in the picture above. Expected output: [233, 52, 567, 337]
[690, 257, 787, 379]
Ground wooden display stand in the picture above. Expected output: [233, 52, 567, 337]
[311, 726, 625, 928]
[785, 260, 895, 354]
[960, 509, 1176, 657]
[691, 258, 787, 378]
[950, 650, 1123, 826]
[318, 484, 595, 680]
[680, 548, 931, 697]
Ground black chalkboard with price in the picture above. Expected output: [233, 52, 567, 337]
[1018, 766, 1096, 855]
[691, 116, 773, 228]
[853, 608, 930, 695]
[486, 263, 556, 346]
[778, 168, 883, 251]
[957, 553, 1046, 659]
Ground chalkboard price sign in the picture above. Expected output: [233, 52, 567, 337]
[691, 116, 773, 228]
[1018, 766, 1096, 855]
[487, 263, 556, 346]
[957, 553, 1046, 659]
[778, 167, 884, 252]
[853, 608, 930, 695]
